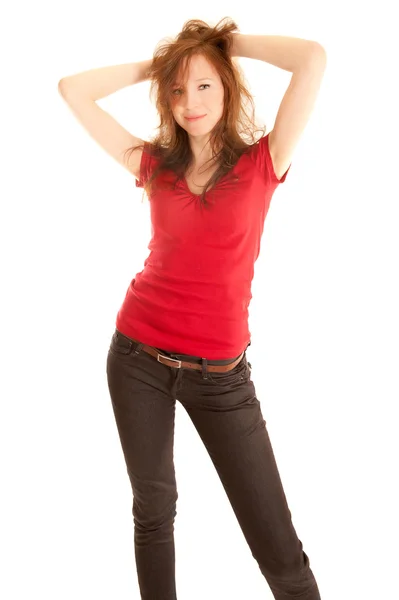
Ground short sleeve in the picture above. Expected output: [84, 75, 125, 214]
[135, 141, 158, 188]
[249, 132, 291, 185]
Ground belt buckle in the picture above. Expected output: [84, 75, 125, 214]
[157, 353, 182, 368]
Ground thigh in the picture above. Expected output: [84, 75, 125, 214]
[179, 372, 303, 574]
[106, 330, 178, 502]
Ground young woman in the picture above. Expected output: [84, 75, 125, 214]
[59, 17, 327, 600]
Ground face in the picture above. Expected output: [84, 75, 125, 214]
[170, 54, 225, 144]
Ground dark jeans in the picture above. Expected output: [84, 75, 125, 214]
[106, 328, 321, 600]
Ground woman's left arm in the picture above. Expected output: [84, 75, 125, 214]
[231, 34, 326, 72]
[231, 34, 327, 180]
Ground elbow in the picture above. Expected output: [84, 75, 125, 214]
[58, 77, 75, 95]
[310, 43, 327, 63]
[58, 78, 68, 95]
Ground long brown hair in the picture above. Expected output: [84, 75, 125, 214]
[124, 16, 266, 209]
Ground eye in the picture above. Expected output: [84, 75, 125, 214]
[172, 84, 210, 95]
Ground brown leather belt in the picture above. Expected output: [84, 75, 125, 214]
[129, 337, 245, 373]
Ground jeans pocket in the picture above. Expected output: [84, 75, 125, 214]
[207, 354, 251, 386]
[108, 330, 136, 357]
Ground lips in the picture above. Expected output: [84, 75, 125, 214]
[185, 114, 206, 121]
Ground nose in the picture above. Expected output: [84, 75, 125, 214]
[179, 88, 201, 110]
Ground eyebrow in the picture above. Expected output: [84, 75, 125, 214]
[172, 78, 214, 85]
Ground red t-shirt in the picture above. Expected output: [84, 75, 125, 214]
[115, 132, 290, 359]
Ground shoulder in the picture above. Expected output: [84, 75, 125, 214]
[248, 132, 291, 184]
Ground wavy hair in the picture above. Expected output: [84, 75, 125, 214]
[124, 17, 266, 209]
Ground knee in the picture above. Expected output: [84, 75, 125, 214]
[266, 551, 315, 594]
[132, 482, 178, 530]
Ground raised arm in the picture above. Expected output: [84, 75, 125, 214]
[231, 34, 327, 180]
[58, 59, 153, 100]
[58, 60, 153, 178]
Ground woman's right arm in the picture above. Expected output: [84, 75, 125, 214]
[57, 60, 153, 178]
[58, 59, 153, 101]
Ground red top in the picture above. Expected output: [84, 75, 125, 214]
[115, 132, 291, 359]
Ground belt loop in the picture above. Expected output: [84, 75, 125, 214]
[201, 357, 209, 379]
[134, 343, 144, 356]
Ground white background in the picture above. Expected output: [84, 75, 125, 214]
[2, 1, 398, 599]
